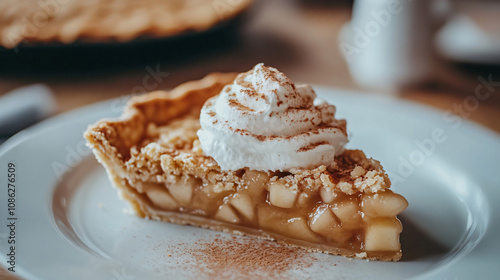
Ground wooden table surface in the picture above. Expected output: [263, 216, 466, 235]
[0, 0, 499, 278]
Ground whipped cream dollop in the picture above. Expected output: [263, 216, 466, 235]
[197, 63, 348, 171]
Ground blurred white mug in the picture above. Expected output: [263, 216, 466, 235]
[339, 0, 451, 90]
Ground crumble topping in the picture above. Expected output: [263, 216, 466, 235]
[123, 116, 390, 195]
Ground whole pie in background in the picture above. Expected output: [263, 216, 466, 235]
[0, 0, 253, 48]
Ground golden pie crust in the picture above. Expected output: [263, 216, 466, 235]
[0, 0, 252, 48]
[85, 73, 408, 261]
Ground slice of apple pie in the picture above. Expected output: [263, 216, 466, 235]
[85, 64, 408, 261]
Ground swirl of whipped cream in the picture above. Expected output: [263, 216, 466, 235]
[197, 63, 348, 171]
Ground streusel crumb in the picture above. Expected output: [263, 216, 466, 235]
[123, 116, 390, 195]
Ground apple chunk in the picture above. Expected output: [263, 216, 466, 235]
[286, 217, 320, 243]
[331, 200, 362, 230]
[167, 177, 196, 205]
[230, 192, 255, 221]
[362, 191, 408, 217]
[309, 205, 352, 243]
[310, 205, 340, 234]
[215, 204, 240, 224]
[320, 187, 337, 203]
[146, 185, 179, 210]
[257, 206, 319, 243]
[364, 218, 402, 251]
[269, 182, 299, 208]
[296, 192, 313, 207]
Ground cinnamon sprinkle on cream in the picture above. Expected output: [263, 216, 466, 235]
[228, 99, 255, 112]
[297, 141, 329, 152]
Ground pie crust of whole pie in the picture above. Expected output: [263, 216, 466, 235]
[0, 0, 252, 48]
[84, 73, 408, 261]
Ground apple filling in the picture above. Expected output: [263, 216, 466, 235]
[135, 165, 407, 260]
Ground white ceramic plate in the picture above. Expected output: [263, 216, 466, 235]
[1, 87, 499, 280]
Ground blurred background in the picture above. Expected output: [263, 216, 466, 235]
[0, 0, 499, 140]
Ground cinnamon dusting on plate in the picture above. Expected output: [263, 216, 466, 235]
[166, 236, 318, 279]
